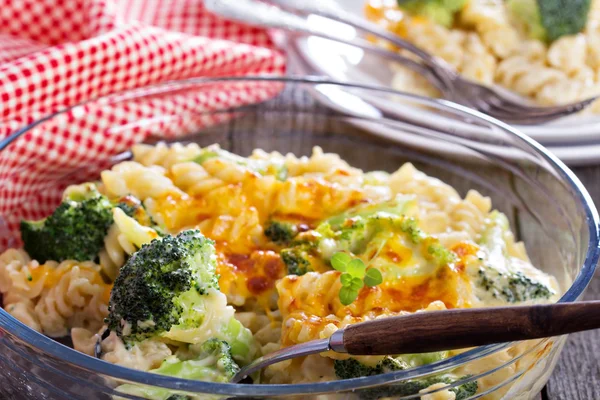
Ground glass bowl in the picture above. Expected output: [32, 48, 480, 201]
[0, 77, 597, 400]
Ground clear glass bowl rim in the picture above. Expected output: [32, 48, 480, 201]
[0, 76, 598, 396]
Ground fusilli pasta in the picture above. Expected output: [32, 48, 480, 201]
[0, 252, 111, 337]
[365, 0, 600, 113]
[98, 208, 159, 281]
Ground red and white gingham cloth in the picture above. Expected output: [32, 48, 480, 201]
[0, 0, 286, 249]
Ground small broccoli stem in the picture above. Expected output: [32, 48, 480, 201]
[115, 339, 242, 398]
[264, 220, 299, 244]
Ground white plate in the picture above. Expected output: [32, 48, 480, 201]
[291, 0, 600, 148]
[547, 142, 600, 166]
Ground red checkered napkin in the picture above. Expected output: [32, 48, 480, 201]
[0, 0, 286, 250]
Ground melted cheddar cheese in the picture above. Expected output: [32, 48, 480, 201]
[27, 262, 112, 305]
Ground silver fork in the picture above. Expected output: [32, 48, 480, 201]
[206, 0, 597, 125]
[231, 300, 600, 383]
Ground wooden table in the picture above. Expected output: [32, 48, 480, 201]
[543, 167, 600, 400]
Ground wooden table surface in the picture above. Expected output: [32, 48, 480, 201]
[274, 86, 600, 400]
[543, 166, 600, 400]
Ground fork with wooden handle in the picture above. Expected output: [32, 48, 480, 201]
[231, 300, 600, 382]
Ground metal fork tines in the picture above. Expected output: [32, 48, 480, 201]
[206, 0, 598, 124]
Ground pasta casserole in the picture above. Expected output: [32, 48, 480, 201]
[365, 0, 600, 113]
[0, 142, 560, 399]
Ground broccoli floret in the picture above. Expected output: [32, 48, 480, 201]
[21, 186, 114, 263]
[317, 195, 419, 258]
[116, 339, 240, 399]
[200, 338, 241, 378]
[335, 357, 477, 400]
[264, 220, 299, 244]
[320, 214, 455, 267]
[115, 200, 138, 219]
[508, 0, 591, 42]
[538, 0, 591, 41]
[424, 238, 457, 267]
[325, 195, 417, 230]
[318, 217, 373, 258]
[281, 239, 316, 275]
[476, 211, 554, 303]
[452, 379, 479, 400]
[106, 229, 259, 364]
[281, 196, 455, 277]
[115, 194, 166, 236]
[106, 230, 219, 343]
[334, 358, 383, 379]
[334, 356, 408, 379]
[477, 267, 553, 303]
[398, 0, 467, 27]
[194, 146, 288, 181]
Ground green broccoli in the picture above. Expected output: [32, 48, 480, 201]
[425, 240, 457, 267]
[264, 220, 299, 244]
[316, 195, 419, 258]
[334, 356, 409, 379]
[280, 195, 455, 277]
[335, 357, 477, 400]
[397, 0, 467, 27]
[476, 211, 555, 303]
[106, 230, 259, 364]
[194, 146, 288, 181]
[507, 0, 591, 42]
[116, 338, 240, 399]
[21, 185, 114, 263]
[281, 238, 317, 275]
[157, 339, 240, 382]
[114, 195, 166, 237]
[106, 230, 218, 341]
[319, 213, 455, 268]
[477, 266, 554, 303]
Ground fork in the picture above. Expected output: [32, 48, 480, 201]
[205, 0, 597, 125]
[231, 300, 600, 383]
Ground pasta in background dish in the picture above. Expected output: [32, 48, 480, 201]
[0, 143, 560, 399]
[366, 0, 600, 113]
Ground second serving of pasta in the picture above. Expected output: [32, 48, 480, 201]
[365, 0, 600, 113]
[0, 142, 560, 399]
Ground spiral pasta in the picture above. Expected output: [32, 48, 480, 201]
[101, 331, 173, 372]
[365, 0, 600, 112]
[0, 249, 42, 302]
[101, 161, 183, 201]
[5, 299, 42, 332]
[132, 142, 202, 169]
[98, 208, 160, 281]
[0, 252, 111, 337]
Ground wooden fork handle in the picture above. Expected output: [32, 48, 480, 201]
[341, 301, 600, 355]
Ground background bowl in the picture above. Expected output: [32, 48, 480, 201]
[0, 77, 597, 399]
